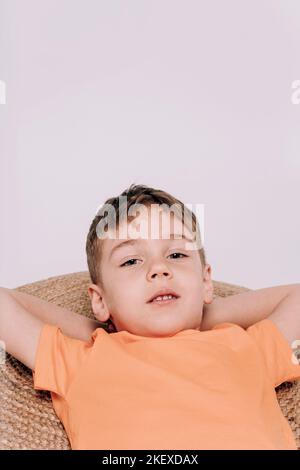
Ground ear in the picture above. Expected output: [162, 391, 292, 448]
[87, 284, 111, 323]
[203, 264, 214, 305]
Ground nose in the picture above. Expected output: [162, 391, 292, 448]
[147, 260, 173, 281]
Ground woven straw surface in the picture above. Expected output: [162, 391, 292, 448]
[0, 271, 299, 450]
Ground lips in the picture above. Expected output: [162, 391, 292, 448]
[147, 288, 180, 303]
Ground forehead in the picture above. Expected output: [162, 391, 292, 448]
[132, 205, 188, 235]
[100, 205, 195, 257]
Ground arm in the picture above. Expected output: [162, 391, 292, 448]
[0, 287, 44, 370]
[0, 287, 102, 370]
[268, 287, 300, 346]
[201, 283, 300, 335]
[5, 287, 102, 341]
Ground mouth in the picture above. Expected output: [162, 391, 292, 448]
[147, 290, 180, 306]
[148, 295, 179, 307]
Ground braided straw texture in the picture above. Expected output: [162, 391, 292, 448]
[0, 271, 299, 449]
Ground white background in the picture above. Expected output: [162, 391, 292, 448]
[0, 0, 299, 289]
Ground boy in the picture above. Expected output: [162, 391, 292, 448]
[1, 183, 300, 450]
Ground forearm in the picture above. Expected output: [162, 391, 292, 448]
[1, 287, 101, 341]
[201, 283, 300, 331]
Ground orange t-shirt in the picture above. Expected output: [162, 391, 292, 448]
[32, 318, 300, 450]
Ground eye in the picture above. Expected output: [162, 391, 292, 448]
[120, 258, 141, 267]
[168, 252, 188, 259]
[120, 252, 188, 268]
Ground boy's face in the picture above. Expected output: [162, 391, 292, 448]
[88, 205, 213, 337]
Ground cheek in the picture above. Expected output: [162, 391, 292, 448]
[187, 278, 204, 300]
[181, 267, 202, 284]
[113, 287, 140, 308]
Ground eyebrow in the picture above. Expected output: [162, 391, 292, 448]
[108, 233, 194, 261]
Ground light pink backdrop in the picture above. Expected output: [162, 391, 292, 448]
[1, 0, 299, 289]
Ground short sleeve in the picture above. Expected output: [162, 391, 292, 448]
[247, 318, 300, 387]
[32, 323, 91, 398]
